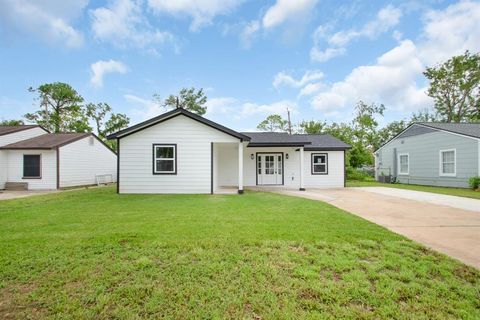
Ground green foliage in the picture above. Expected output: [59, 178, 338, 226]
[156, 87, 208, 116]
[86, 102, 130, 141]
[410, 108, 439, 122]
[0, 119, 24, 126]
[298, 120, 324, 134]
[0, 188, 479, 318]
[25, 82, 87, 133]
[346, 167, 374, 181]
[257, 114, 288, 132]
[469, 176, 480, 190]
[424, 50, 480, 122]
[377, 120, 408, 145]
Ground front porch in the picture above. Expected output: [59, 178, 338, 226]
[212, 142, 306, 194]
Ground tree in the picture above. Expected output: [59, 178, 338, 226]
[86, 103, 129, 139]
[351, 100, 385, 151]
[377, 120, 408, 145]
[155, 87, 208, 116]
[25, 82, 88, 133]
[0, 119, 24, 126]
[410, 108, 439, 123]
[424, 51, 480, 122]
[257, 114, 288, 132]
[298, 120, 325, 134]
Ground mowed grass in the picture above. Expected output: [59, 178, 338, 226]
[0, 187, 479, 319]
[347, 180, 480, 200]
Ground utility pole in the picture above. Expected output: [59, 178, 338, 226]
[287, 107, 292, 135]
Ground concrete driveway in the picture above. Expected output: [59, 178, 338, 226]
[270, 187, 480, 269]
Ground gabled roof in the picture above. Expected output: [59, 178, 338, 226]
[418, 122, 480, 139]
[0, 133, 91, 149]
[0, 125, 43, 136]
[242, 132, 351, 150]
[107, 108, 251, 141]
[375, 122, 480, 152]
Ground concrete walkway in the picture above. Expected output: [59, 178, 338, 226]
[0, 190, 57, 201]
[267, 187, 480, 269]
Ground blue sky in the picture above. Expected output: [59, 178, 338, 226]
[1, 0, 479, 132]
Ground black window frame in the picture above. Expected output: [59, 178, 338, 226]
[152, 144, 177, 175]
[311, 153, 328, 175]
[23, 154, 42, 179]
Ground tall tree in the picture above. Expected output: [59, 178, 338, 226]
[424, 51, 480, 122]
[410, 108, 439, 122]
[257, 114, 288, 132]
[298, 120, 325, 134]
[25, 82, 88, 133]
[86, 103, 129, 139]
[154, 87, 208, 116]
[377, 120, 408, 145]
[351, 100, 385, 151]
[0, 119, 24, 126]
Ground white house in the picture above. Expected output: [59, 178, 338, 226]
[108, 108, 351, 194]
[0, 125, 117, 190]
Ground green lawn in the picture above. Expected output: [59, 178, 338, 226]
[0, 187, 479, 319]
[347, 180, 480, 200]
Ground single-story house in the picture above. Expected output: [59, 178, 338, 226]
[0, 125, 117, 190]
[107, 108, 351, 194]
[375, 122, 480, 188]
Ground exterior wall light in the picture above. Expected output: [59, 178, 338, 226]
[250, 154, 254, 160]
[286, 153, 289, 159]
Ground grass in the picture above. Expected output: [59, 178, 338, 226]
[347, 180, 480, 200]
[0, 187, 479, 319]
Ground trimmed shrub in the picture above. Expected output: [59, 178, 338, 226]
[347, 167, 374, 181]
[469, 176, 480, 190]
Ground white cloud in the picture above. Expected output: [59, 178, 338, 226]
[262, 0, 318, 29]
[310, 5, 402, 62]
[299, 82, 324, 97]
[419, 0, 480, 65]
[308, 1, 480, 116]
[205, 97, 239, 115]
[124, 94, 164, 122]
[147, 0, 242, 31]
[239, 20, 260, 48]
[273, 70, 324, 89]
[90, 60, 128, 88]
[0, 0, 86, 47]
[91, 0, 175, 49]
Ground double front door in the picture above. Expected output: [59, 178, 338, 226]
[257, 153, 283, 185]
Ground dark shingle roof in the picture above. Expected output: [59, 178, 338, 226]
[0, 125, 40, 136]
[418, 122, 480, 139]
[242, 132, 351, 150]
[0, 133, 90, 149]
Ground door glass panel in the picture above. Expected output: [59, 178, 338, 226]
[266, 156, 274, 174]
[277, 155, 282, 174]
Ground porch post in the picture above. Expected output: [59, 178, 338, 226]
[238, 141, 244, 194]
[299, 146, 305, 191]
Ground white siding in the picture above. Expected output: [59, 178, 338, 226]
[0, 127, 48, 189]
[216, 146, 345, 189]
[304, 151, 344, 188]
[59, 136, 117, 188]
[119, 115, 239, 194]
[5, 150, 57, 190]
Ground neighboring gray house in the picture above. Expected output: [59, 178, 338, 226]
[375, 123, 480, 188]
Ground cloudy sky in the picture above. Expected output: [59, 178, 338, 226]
[0, 0, 479, 131]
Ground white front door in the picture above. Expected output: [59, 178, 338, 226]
[257, 153, 283, 185]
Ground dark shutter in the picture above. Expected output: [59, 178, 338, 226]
[23, 155, 41, 177]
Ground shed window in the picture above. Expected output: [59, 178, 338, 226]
[23, 155, 41, 178]
[311, 153, 328, 174]
[153, 144, 176, 174]
[440, 149, 456, 176]
[398, 154, 409, 175]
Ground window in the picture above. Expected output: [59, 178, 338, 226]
[398, 153, 409, 175]
[153, 144, 176, 174]
[440, 149, 456, 176]
[23, 155, 41, 178]
[311, 153, 328, 174]
[257, 155, 261, 174]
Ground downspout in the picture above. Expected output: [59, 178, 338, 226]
[116, 138, 120, 194]
[56, 147, 60, 189]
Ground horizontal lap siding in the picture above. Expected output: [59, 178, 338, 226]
[119, 115, 238, 194]
[377, 131, 478, 188]
[0, 127, 47, 189]
[304, 151, 344, 188]
[59, 136, 117, 188]
[6, 150, 57, 190]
